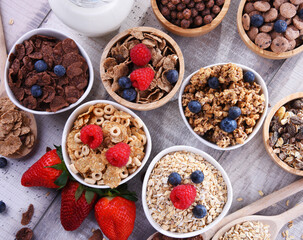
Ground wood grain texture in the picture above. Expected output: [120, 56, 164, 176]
[0, 0, 303, 239]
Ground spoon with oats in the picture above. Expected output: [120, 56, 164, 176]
[0, 13, 37, 159]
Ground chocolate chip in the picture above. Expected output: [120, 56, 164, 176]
[16, 227, 33, 240]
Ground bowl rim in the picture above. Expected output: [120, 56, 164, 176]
[4, 28, 94, 115]
[141, 145, 233, 238]
[178, 62, 269, 151]
[237, 0, 303, 60]
[99, 26, 185, 111]
[61, 99, 152, 189]
[150, 0, 231, 37]
[263, 92, 303, 176]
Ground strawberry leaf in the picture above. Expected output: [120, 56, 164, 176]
[54, 170, 69, 189]
[45, 163, 65, 170]
[120, 194, 138, 202]
[85, 191, 95, 204]
[75, 184, 84, 201]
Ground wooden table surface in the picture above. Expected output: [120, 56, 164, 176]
[0, 0, 303, 239]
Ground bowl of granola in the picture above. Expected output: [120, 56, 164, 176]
[263, 92, 303, 176]
[5, 28, 94, 115]
[142, 145, 232, 238]
[179, 63, 268, 150]
[100, 27, 184, 111]
[62, 100, 152, 188]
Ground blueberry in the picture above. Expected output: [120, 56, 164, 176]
[168, 172, 182, 186]
[228, 106, 241, 119]
[220, 117, 237, 133]
[299, 9, 303, 20]
[192, 205, 207, 218]
[251, 14, 264, 28]
[53, 65, 66, 77]
[118, 77, 132, 89]
[188, 101, 202, 113]
[166, 69, 179, 84]
[243, 71, 255, 83]
[190, 170, 204, 184]
[274, 20, 288, 33]
[208, 77, 219, 89]
[0, 157, 7, 168]
[34, 60, 47, 72]
[122, 88, 137, 102]
[31, 85, 43, 98]
[0, 201, 6, 213]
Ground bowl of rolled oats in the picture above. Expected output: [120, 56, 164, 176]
[263, 92, 303, 176]
[62, 100, 152, 189]
[179, 63, 268, 150]
[100, 26, 184, 111]
[142, 145, 232, 238]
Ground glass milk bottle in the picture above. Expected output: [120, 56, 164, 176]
[48, 0, 134, 37]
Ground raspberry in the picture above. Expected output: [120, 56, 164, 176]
[106, 143, 131, 167]
[170, 184, 196, 210]
[130, 68, 155, 91]
[130, 43, 151, 66]
[80, 125, 103, 149]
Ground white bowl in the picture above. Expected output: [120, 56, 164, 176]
[4, 28, 94, 115]
[178, 63, 269, 151]
[62, 100, 152, 189]
[142, 145, 233, 239]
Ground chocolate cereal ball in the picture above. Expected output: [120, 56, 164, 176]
[177, 12, 184, 19]
[181, 19, 191, 28]
[191, 8, 198, 18]
[183, 8, 192, 19]
[204, 14, 213, 24]
[177, 2, 186, 11]
[171, 0, 180, 4]
[201, 8, 211, 16]
[171, 10, 178, 19]
[188, 0, 195, 8]
[167, 2, 176, 10]
[212, 5, 221, 14]
[161, 0, 169, 5]
[182, 0, 190, 4]
[194, 15, 203, 26]
[216, 0, 225, 6]
[206, 0, 215, 9]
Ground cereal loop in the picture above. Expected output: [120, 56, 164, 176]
[120, 170, 129, 179]
[102, 120, 110, 128]
[74, 150, 83, 158]
[84, 178, 96, 185]
[140, 134, 147, 145]
[120, 118, 130, 127]
[69, 163, 78, 174]
[82, 145, 90, 156]
[93, 107, 104, 117]
[104, 114, 112, 120]
[110, 115, 121, 123]
[110, 126, 121, 137]
[104, 105, 115, 115]
[126, 157, 132, 167]
[92, 172, 102, 181]
[128, 166, 137, 174]
[133, 118, 143, 128]
[95, 117, 104, 126]
[74, 132, 82, 143]
[133, 157, 142, 167]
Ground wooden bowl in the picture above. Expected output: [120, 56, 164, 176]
[151, 0, 231, 37]
[237, 0, 303, 60]
[263, 92, 303, 176]
[100, 27, 184, 111]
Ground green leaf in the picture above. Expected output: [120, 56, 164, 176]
[75, 184, 84, 201]
[121, 194, 138, 202]
[54, 145, 64, 163]
[54, 170, 69, 188]
[85, 191, 96, 204]
[45, 163, 65, 170]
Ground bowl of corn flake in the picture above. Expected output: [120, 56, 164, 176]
[62, 100, 152, 189]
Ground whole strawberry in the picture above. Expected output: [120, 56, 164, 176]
[106, 142, 131, 167]
[130, 43, 151, 66]
[95, 196, 136, 240]
[130, 67, 155, 91]
[21, 147, 67, 188]
[61, 181, 97, 231]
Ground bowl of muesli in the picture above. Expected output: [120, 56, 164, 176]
[263, 92, 303, 176]
[62, 100, 152, 189]
[179, 63, 268, 150]
[100, 26, 184, 111]
[142, 145, 232, 238]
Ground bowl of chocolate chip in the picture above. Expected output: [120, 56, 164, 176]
[237, 0, 303, 59]
[4, 28, 94, 115]
[151, 0, 231, 37]
[263, 92, 303, 176]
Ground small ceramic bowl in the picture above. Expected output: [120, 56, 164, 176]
[237, 0, 303, 60]
[100, 26, 184, 111]
[178, 63, 269, 150]
[263, 92, 303, 176]
[142, 145, 233, 238]
[62, 100, 152, 189]
[151, 0, 231, 37]
[4, 28, 94, 115]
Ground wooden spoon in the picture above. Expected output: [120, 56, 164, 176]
[0, 12, 37, 158]
[147, 178, 303, 240]
[212, 203, 303, 240]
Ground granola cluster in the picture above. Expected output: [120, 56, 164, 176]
[182, 63, 266, 148]
[269, 98, 303, 170]
[66, 103, 147, 188]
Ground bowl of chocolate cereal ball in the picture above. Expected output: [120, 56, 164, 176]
[151, 0, 231, 37]
[237, 0, 303, 59]
[4, 28, 94, 115]
[263, 92, 303, 176]
[179, 63, 268, 150]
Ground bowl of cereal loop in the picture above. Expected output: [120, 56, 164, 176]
[179, 63, 268, 150]
[62, 100, 152, 189]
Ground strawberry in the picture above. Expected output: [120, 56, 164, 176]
[95, 196, 136, 240]
[21, 146, 68, 188]
[60, 181, 97, 231]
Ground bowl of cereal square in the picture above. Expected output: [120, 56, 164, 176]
[62, 100, 152, 189]
[179, 63, 268, 150]
[5, 28, 94, 115]
[100, 27, 184, 111]
[142, 145, 232, 238]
